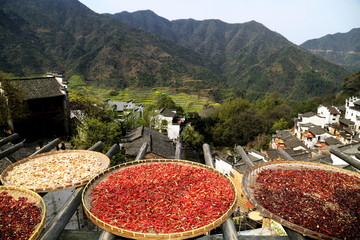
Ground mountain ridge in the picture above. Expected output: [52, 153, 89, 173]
[300, 28, 360, 72]
[0, 1, 351, 102]
[108, 10, 349, 100]
[0, 0, 223, 89]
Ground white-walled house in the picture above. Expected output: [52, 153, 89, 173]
[345, 97, 360, 132]
[107, 100, 143, 118]
[295, 105, 341, 140]
[317, 105, 340, 126]
[213, 152, 234, 177]
[301, 126, 332, 149]
[294, 112, 326, 140]
[153, 108, 185, 141]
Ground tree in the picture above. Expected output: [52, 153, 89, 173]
[143, 95, 185, 129]
[270, 118, 290, 133]
[69, 94, 125, 166]
[290, 97, 322, 118]
[181, 126, 204, 149]
[342, 70, 360, 93]
[210, 97, 267, 146]
[155, 94, 184, 116]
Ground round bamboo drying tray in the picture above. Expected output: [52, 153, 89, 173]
[82, 159, 238, 240]
[0, 150, 110, 192]
[242, 161, 360, 240]
[0, 185, 46, 240]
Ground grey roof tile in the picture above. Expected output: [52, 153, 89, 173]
[12, 77, 64, 100]
[124, 126, 175, 159]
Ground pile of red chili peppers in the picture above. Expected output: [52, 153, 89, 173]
[254, 168, 360, 239]
[0, 191, 42, 239]
[90, 163, 235, 233]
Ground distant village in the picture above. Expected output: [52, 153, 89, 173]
[3, 74, 360, 168]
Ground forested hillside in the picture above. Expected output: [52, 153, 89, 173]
[0, 0, 222, 90]
[108, 10, 350, 101]
[301, 28, 360, 72]
[0, 1, 351, 102]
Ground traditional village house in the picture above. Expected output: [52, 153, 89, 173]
[213, 151, 234, 177]
[272, 130, 308, 151]
[123, 125, 175, 160]
[154, 108, 185, 141]
[338, 127, 355, 144]
[317, 105, 341, 125]
[345, 96, 360, 132]
[4, 75, 69, 140]
[106, 100, 143, 119]
[302, 126, 332, 149]
[295, 105, 340, 139]
[294, 112, 326, 139]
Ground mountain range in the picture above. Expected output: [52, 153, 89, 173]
[301, 28, 360, 72]
[0, 0, 355, 102]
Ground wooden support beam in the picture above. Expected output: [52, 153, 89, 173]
[203, 143, 214, 167]
[0, 133, 19, 147]
[330, 147, 360, 170]
[30, 138, 61, 157]
[0, 140, 25, 162]
[135, 142, 148, 161]
[175, 141, 182, 159]
[236, 145, 254, 168]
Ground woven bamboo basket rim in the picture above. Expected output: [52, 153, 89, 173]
[242, 160, 360, 240]
[0, 185, 46, 240]
[0, 150, 110, 193]
[82, 159, 238, 240]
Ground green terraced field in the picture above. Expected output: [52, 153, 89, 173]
[110, 87, 220, 112]
[70, 82, 219, 112]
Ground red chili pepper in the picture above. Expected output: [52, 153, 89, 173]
[90, 163, 235, 233]
[0, 191, 42, 239]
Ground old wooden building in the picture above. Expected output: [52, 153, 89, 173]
[9, 74, 69, 140]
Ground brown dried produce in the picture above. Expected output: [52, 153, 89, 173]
[254, 168, 360, 239]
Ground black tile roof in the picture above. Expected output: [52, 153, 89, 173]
[302, 112, 316, 117]
[265, 149, 280, 160]
[273, 130, 293, 140]
[325, 137, 341, 146]
[159, 108, 176, 118]
[339, 118, 355, 126]
[11, 77, 64, 100]
[327, 106, 340, 115]
[309, 126, 328, 136]
[124, 126, 175, 158]
[284, 138, 308, 150]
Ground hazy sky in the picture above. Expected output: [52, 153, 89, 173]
[78, 0, 360, 45]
